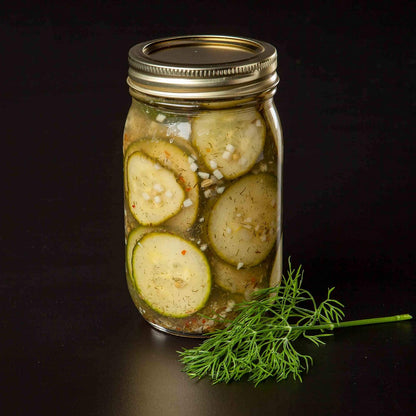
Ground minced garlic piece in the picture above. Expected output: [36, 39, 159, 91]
[153, 183, 164, 192]
[226, 143, 236, 153]
[156, 113, 166, 122]
[198, 171, 210, 179]
[213, 169, 224, 180]
[183, 198, 193, 207]
[204, 189, 213, 198]
[222, 150, 231, 160]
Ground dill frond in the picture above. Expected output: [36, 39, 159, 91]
[178, 259, 412, 385]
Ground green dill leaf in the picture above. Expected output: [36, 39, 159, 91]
[178, 258, 412, 385]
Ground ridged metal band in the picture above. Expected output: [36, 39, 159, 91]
[127, 35, 279, 99]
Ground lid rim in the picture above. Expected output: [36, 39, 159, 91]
[127, 35, 278, 99]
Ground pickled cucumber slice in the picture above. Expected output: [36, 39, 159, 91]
[126, 151, 185, 225]
[123, 100, 192, 153]
[123, 104, 167, 151]
[124, 140, 199, 231]
[132, 232, 211, 318]
[208, 173, 278, 267]
[212, 255, 268, 297]
[126, 226, 158, 283]
[192, 108, 266, 179]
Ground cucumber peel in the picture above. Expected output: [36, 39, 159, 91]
[126, 226, 159, 284]
[132, 233, 211, 318]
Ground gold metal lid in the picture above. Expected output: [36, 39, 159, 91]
[127, 35, 278, 99]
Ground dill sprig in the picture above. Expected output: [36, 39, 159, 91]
[178, 260, 412, 386]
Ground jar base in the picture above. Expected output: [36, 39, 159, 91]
[147, 320, 211, 339]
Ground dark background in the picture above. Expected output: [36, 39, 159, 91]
[1, 1, 415, 415]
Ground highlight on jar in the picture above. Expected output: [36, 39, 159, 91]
[123, 103, 282, 336]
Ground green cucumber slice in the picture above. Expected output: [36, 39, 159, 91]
[126, 226, 158, 283]
[192, 108, 266, 179]
[132, 232, 211, 318]
[124, 140, 199, 231]
[212, 255, 268, 297]
[208, 173, 278, 267]
[126, 151, 185, 225]
[123, 101, 192, 152]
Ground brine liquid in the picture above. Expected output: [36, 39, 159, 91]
[123, 98, 282, 336]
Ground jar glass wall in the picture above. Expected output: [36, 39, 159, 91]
[123, 36, 282, 337]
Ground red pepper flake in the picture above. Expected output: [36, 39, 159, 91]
[131, 204, 136, 208]
[164, 150, 171, 158]
[181, 250, 187, 255]
[178, 175, 185, 184]
[185, 187, 191, 192]
[206, 148, 211, 153]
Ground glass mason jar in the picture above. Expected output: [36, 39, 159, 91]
[123, 36, 283, 337]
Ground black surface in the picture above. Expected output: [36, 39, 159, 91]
[1, 2, 415, 415]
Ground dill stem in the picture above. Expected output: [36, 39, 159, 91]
[294, 314, 413, 332]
